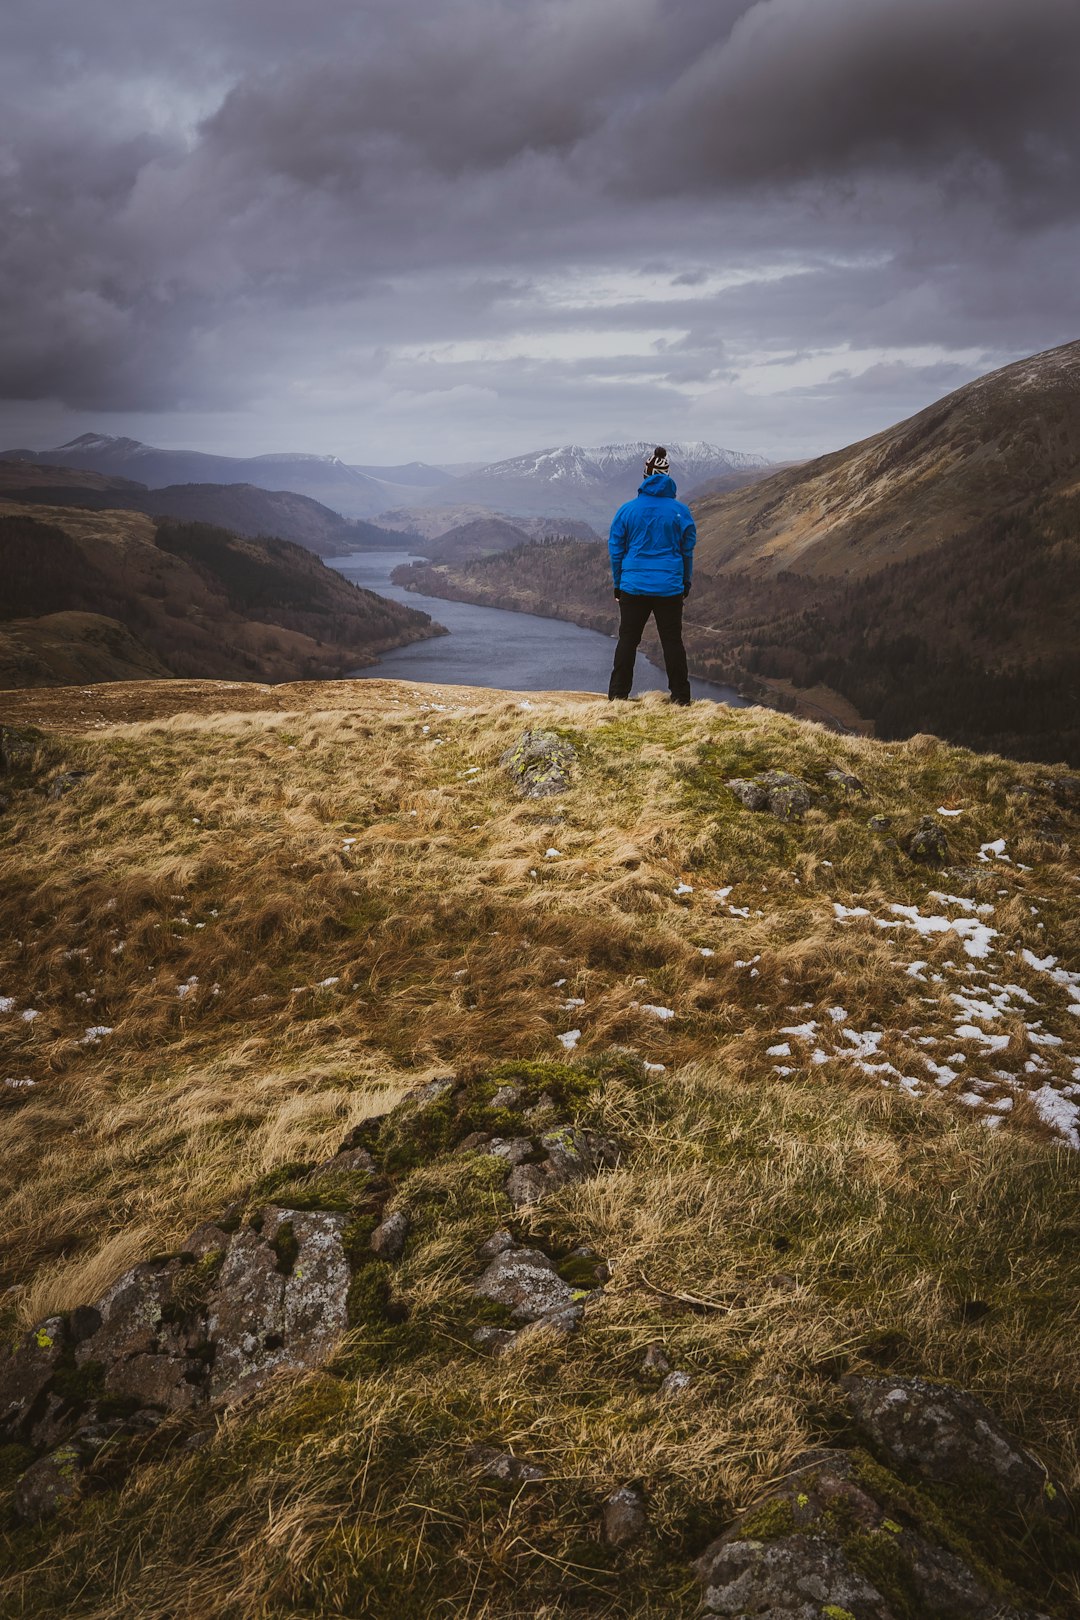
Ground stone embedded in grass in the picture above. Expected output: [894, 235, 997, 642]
[825, 766, 867, 795]
[489, 1085, 522, 1109]
[476, 1230, 516, 1260]
[370, 1210, 409, 1262]
[207, 1206, 351, 1402]
[500, 728, 577, 798]
[907, 815, 950, 864]
[13, 1441, 84, 1523]
[473, 1247, 577, 1322]
[727, 771, 813, 821]
[602, 1485, 648, 1547]
[470, 1445, 547, 1485]
[641, 1342, 671, 1377]
[504, 1125, 620, 1206]
[842, 1373, 1068, 1520]
[47, 770, 90, 802]
[471, 1325, 516, 1355]
[481, 1136, 535, 1165]
[0, 1317, 69, 1444]
[695, 1448, 1050, 1620]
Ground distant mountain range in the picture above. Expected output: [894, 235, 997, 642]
[0, 458, 404, 557]
[1, 435, 771, 525]
[0, 435, 455, 519]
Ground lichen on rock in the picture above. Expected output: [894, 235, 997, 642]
[500, 728, 577, 798]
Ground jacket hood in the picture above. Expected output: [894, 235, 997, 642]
[638, 472, 677, 498]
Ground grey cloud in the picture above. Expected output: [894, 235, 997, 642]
[0, 0, 1076, 454]
[617, 0, 1080, 220]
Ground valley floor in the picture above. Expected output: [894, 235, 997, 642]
[0, 678, 1078, 1616]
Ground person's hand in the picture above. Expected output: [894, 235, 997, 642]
[613, 588, 621, 600]
[682, 582, 691, 599]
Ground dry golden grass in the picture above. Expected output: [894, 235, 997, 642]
[0, 676, 1078, 1617]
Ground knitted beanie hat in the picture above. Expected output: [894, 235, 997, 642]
[644, 445, 670, 476]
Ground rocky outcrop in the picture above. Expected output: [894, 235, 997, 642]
[727, 771, 813, 820]
[500, 729, 577, 798]
[841, 1374, 1067, 1520]
[695, 1374, 1069, 1619]
[503, 1125, 619, 1208]
[206, 1207, 351, 1403]
[0, 1068, 624, 1521]
[474, 1247, 578, 1323]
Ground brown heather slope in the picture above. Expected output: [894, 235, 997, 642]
[0, 678, 1077, 1616]
[692, 337, 1080, 578]
[0, 503, 442, 687]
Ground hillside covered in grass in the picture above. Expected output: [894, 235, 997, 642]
[0, 679, 1078, 1617]
[0, 506, 441, 688]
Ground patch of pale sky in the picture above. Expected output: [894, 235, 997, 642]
[518, 261, 822, 311]
[391, 328, 691, 365]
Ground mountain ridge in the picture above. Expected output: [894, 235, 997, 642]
[2, 434, 773, 525]
[692, 336, 1080, 578]
[0, 459, 405, 556]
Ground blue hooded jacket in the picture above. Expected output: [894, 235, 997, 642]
[608, 473, 696, 597]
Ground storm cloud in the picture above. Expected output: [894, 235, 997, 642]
[2, 0, 1078, 460]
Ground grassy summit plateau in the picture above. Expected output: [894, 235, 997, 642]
[0, 679, 1077, 1617]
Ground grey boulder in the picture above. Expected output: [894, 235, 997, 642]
[500, 729, 577, 799]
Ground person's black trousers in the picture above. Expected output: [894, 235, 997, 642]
[608, 591, 691, 703]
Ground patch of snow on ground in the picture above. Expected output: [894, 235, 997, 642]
[978, 839, 1010, 862]
[780, 1022, 818, 1040]
[557, 1029, 581, 1050]
[639, 1003, 675, 1021]
[887, 905, 997, 959]
[841, 1029, 883, 1059]
[1030, 1085, 1080, 1149]
[827, 1006, 848, 1022]
[954, 1024, 1011, 1051]
[767, 1043, 792, 1058]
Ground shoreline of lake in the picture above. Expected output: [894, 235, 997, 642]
[329, 549, 750, 705]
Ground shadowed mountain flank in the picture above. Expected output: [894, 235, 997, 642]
[0, 505, 441, 687]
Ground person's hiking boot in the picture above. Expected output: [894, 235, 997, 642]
[670, 696, 692, 707]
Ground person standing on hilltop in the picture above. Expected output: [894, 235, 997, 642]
[607, 446, 696, 705]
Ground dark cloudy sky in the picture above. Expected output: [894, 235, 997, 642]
[2, 0, 1078, 463]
